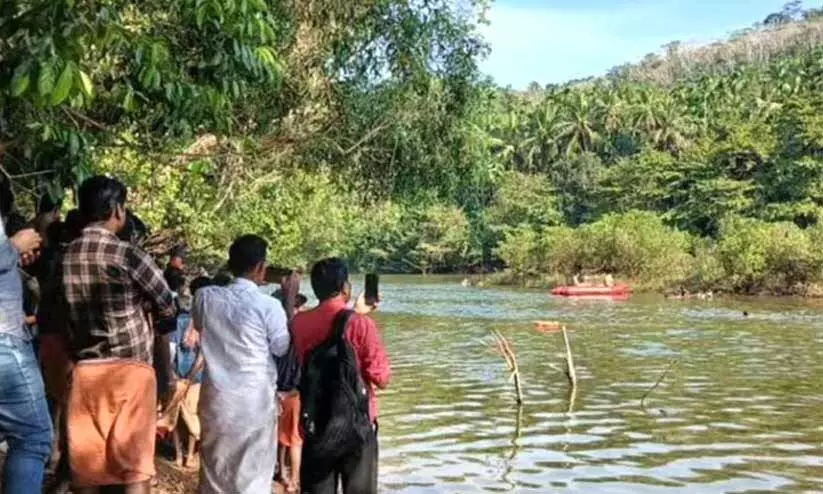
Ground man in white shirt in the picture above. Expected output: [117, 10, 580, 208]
[193, 234, 297, 494]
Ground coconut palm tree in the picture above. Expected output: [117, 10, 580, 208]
[518, 99, 562, 171]
[556, 90, 601, 156]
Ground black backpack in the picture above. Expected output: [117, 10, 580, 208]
[299, 309, 372, 462]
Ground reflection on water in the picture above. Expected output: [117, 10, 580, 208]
[372, 277, 823, 493]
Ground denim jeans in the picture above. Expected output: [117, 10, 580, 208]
[0, 333, 53, 494]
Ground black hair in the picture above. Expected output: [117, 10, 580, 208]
[4, 212, 28, 236]
[190, 276, 212, 296]
[295, 293, 308, 309]
[171, 244, 188, 260]
[165, 267, 186, 293]
[212, 272, 233, 286]
[37, 194, 62, 215]
[117, 209, 148, 244]
[310, 257, 349, 302]
[77, 175, 127, 223]
[227, 234, 268, 277]
[45, 220, 63, 248]
[0, 177, 13, 217]
[61, 209, 85, 244]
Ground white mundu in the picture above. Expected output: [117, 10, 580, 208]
[194, 278, 290, 494]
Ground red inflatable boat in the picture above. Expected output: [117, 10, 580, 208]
[551, 284, 631, 297]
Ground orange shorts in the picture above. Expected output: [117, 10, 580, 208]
[67, 360, 157, 487]
[278, 392, 303, 447]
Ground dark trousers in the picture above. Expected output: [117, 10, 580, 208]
[301, 427, 378, 494]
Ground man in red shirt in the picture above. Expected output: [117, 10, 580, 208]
[292, 258, 390, 494]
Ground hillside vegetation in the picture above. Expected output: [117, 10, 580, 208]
[4, 1, 823, 294]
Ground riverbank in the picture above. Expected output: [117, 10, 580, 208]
[481, 271, 670, 294]
[481, 270, 823, 298]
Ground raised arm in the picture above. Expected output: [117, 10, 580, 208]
[264, 298, 290, 358]
[351, 316, 391, 389]
[0, 221, 41, 273]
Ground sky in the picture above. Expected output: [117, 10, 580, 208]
[480, 0, 816, 88]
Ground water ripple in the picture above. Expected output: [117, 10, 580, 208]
[371, 278, 823, 492]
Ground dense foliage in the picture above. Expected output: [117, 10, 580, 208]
[6, 1, 823, 294]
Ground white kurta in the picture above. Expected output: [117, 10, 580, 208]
[193, 278, 290, 494]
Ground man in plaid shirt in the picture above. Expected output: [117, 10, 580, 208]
[61, 176, 175, 494]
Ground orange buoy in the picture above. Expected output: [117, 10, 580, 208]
[534, 321, 562, 333]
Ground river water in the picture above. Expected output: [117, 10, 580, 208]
[367, 276, 823, 493]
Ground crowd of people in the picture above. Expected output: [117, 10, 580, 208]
[0, 174, 391, 494]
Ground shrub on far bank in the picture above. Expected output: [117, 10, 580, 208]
[494, 211, 823, 295]
[716, 216, 823, 294]
[496, 211, 692, 289]
[578, 211, 692, 286]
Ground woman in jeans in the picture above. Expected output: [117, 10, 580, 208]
[0, 206, 53, 493]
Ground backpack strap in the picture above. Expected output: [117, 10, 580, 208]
[331, 309, 354, 342]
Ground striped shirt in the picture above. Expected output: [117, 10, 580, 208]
[62, 225, 175, 363]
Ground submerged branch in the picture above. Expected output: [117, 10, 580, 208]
[561, 326, 577, 389]
[489, 330, 523, 405]
[561, 326, 578, 414]
[640, 358, 680, 409]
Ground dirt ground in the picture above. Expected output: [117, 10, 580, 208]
[0, 450, 286, 494]
[153, 459, 286, 494]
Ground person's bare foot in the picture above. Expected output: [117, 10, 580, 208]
[174, 455, 184, 468]
[186, 455, 200, 471]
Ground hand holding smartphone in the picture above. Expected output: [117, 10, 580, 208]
[355, 273, 380, 315]
[265, 266, 292, 284]
[365, 273, 379, 306]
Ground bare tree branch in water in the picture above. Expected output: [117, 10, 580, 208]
[640, 358, 680, 410]
[486, 330, 524, 405]
[537, 325, 579, 413]
[502, 403, 524, 489]
[561, 326, 577, 390]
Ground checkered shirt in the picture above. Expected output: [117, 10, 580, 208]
[61, 225, 175, 363]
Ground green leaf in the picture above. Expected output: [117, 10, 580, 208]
[195, 6, 206, 28]
[150, 43, 163, 65]
[51, 63, 75, 106]
[11, 66, 30, 97]
[72, 163, 92, 186]
[78, 70, 93, 98]
[68, 133, 80, 155]
[123, 88, 135, 112]
[37, 63, 55, 97]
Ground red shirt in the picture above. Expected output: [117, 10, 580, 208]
[292, 297, 391, 421]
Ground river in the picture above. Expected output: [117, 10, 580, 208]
[366, 276, 823, 493]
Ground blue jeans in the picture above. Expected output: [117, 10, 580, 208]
[0, 333, 53, 494]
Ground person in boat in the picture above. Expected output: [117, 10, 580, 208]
[571, 262, 586, 286]
[603, 273, 614, 288]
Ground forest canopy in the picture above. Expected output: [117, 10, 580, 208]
[4, 1, 823, 294]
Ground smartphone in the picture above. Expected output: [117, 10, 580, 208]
[365, 273, 379, 306]
[265, 266, 292, 284]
